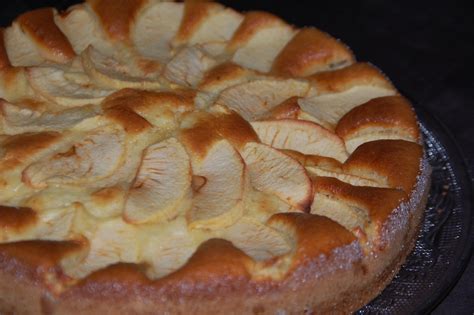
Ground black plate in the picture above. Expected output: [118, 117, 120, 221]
[356, 108, 473, 314]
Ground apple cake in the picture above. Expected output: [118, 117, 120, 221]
[0, 0, 431, 314]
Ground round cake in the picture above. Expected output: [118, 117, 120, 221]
[0, 1, 431, 314]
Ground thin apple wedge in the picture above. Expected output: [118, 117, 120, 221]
[132, 1, 184, 61]
[175, 2, 243, 56]
[196, 62, 257, 108]
[54, 3, 113, 55]
[123, 137, 192, 224]
[163, 46, 218, 87]
[27, 66, 114, 107]
[141, 217, 205, 279]
[64, 216, 140, 279]
[298, 86, 396, 129]
[0, 100, 99, 135]
[298, 63, 397, 129]
[81, 46, 162, 90]
[228, 12, 296, 73]
[22, 127, 126, 188]
[241, 142, 312, 210]
[215, 78, 310, 121]
[251, 119, 348, 162]
[217, 216, 291, 261]
[187, 139, 246, 230]
[281, 149, 380, 187]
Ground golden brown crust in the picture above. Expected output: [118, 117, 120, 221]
[180, 109, 258, 163]
[16, 8, 75, 63]
[56, 240, 252, 313]
[63, 263, 151, 298]
[158, 239, 252, 291]
[101, 86, 194, 134]
[261, 96, 301, 119]
[270, 213, 356, 262]
[344, 140, 423, 193]
[336, 95, 420, 141]
[179, 113, 222, 158]
[271, 27, 355, 77]
[102, 88, 195, 114]
[308, 62, 396, 93]
[90, 186, 125, 206]
[0, 206, 37, 233]
[87, 0, 146, 42]
[1, 240, 80, 266]
[212, 111, 259, 149]
[198, 62, 254, 91]
[0, 132, 62, 171]
[104, 107, 152, 135]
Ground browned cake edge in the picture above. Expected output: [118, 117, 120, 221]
[0, 156, 431, 315]
[316, 158, 431, 314]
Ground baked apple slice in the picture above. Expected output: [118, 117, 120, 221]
[64, 215, 139, 279]
[27, 66, 113, 106]
[22, 127, 126, 188]
[241, 142, 312, 210]
[251, 119, 348, 162]
[81, 46, 162, 90]
[163, 46, 218, 87]
[132, 1, 184, 61]
[141, 217, 203, 279]
[215, 78, 310, 121]
[173, 2, 243, 56]
[0, 100, 99, 135]
[218, 216, 291, 261]
[282, 150, 380, 187]
[228, 12, 296, 73]
[187, 139, 246, 230]
[123, 137, 192, 224]
[298, 63, 397, 129]
[196, 62, 257, 108]
[310, 176, 407, 245]
[54, 3, 114, 55]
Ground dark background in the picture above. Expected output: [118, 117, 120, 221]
[1, 0, 473, 313]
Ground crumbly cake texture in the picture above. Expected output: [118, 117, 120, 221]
[0, 0, 431, 314]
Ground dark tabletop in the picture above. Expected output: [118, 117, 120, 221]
[1, 0, 473, 314]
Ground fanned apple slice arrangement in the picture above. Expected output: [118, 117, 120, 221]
[0, 0, 425, 289]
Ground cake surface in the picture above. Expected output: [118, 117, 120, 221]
[0, 1, 431, 314]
